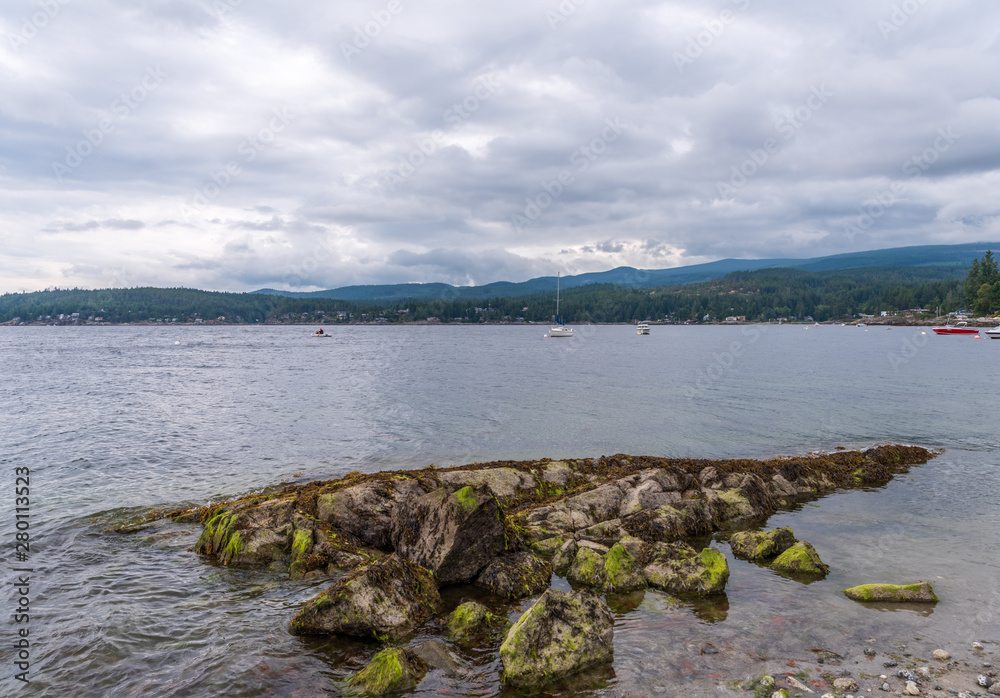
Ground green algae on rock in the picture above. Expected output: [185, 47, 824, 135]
[603, 542, 647, 593]
[771, 541, 829, 577]
[567, 545, 607, 588]
[348, 646, 428, 696]
[843, 581, 939, 603]
[446, 601, 506, 641]
[643, 542, 730, 595]
[499, 588, 614, 688]
[475, 551, 552, 599]
[289, 553, 439, 638]
[729, 527, 797, 561]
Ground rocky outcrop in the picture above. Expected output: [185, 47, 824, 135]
[475, 552, 552, 599]
[771, 541, 829, 577]
[348, 647, 428, 696]
[446, 601, 506, 641]
[194, 497, 296, 566]
[729, 527, 797, 560]
[643, 542, 730, 595]
[391, 486, 507, 585]
[843, 582, 939, 603]
[499, 588, 614, 688]
[317, 477, 427, 550]
[289, 554, 439, 638]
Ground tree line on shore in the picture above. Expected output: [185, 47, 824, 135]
[0, 262, 988, 325]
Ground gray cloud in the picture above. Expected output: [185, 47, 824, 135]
[1, 0, 998, 292]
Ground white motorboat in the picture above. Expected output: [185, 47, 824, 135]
[986, 326, 1000, 339]
[549, 272, 574, 338]
[636, 322, 650, 335]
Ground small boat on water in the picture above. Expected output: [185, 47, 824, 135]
[932, 321, 980, 336]
[986, 326, 1000, 339]
[549, 273, 574, 338]
[636, 323, 650, 335]
[312, 329, 332, 338]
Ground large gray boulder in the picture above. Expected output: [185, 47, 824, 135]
[499, 588, 614, 688]
[475, 552, 552, 599]
[289, 554, 439, 637]
[194, 497, 296, 566]
[316, 477, 426, 550]
[643, 542, 729, 595]
[391, 486, 507, 585]
[729, 527, 797, 561]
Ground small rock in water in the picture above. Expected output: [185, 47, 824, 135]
[980, 675, 995, 688]
[834, 677, 861, 691]
[897, 669, 917, 681]
[880, 682, 890, 691]
[785, 675, 813, 692]
[759, 675, 776, 688]
[989, 682, 1000, 696]
[885, 660, 899, 667]
[903, 680, 920, 695]
[932, 649, 952, 661]
[972, 642, 985, 651]
[917, 666, 931, 678]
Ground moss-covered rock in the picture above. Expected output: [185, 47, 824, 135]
[289, 553, 440, 638]
[771, 541, 829, 577]
[348, 647, 427, 696]
[603, 542, 646, 593]
[446, 601, 506, 641]
[499, 588, 614, 688]
[476, 551, 552, 599]
[843, 581, 939, 603]
[551, 538, 578, 576]
[529, 536, 566, 560]
[390, 486, 506, 585]
[729, 527, 797, 561]
[567, 546, 606, 588]
[194, 498, 296, 567]
[643, 542, 729, 595]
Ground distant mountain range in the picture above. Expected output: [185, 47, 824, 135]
[252, 242, 999, 301]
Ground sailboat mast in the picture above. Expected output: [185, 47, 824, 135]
[555, 272, 560, 322]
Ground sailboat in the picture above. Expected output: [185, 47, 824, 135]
[549, 272, 574, 337]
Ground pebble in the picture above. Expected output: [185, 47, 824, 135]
[886, 661, 899, 667]
[989, 683, 1000, 696]
[933, 650, 952, 661]
[897, 669, 917, 682]
[903, 681, 920, 695]
[973, 643, 985, 651]
[835, 677, 861, 691]
[880, 682, 891, 691]
[980, 676, 996, 688]
[865, 648, 878, 657]
[917, 667, 932, 678]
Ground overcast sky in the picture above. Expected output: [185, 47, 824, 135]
[2, 0, 998, 292]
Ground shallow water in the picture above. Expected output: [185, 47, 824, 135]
[1, 324, 997, 696]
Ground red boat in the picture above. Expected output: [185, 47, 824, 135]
[932, 321, 980, 336]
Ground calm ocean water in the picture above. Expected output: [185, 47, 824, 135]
[1, 324, 998, 696]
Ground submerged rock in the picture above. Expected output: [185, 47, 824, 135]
[348, 646, 428, 696]
[771, 541, 829, 577]
[289, 554, 439, 638]
[446, 601, 506, 641]
[643, 542, 729, 595]
[843, 582, 939, 603]
[391, 486, 506, 585]
[410, 640, 462, 675]
[499, 588, 614, 688]
[475, 552, 552, 599]
[729, 527, 797, 561]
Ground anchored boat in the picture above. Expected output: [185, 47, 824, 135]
[931, 321, 980, 336]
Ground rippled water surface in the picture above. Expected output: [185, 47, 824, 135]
[1, 325, 998, 696]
